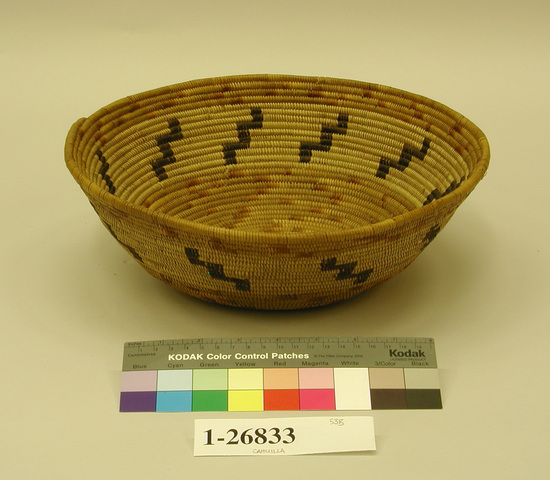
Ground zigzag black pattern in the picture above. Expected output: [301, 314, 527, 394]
[421, 224, 441, 250]
[223, 107, 263, 165]
[299, 113, 348, 163]
[185, 247, 251, 292]
[95, 149, 116, 194]
[376, 138, 431, 179]
[152, 118, 183, 181]
[320, 257, 373, 285]
[424, 177, 465, 205]
[102, 221, 143, 262]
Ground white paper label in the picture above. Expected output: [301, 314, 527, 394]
[194, 416, 376, 456]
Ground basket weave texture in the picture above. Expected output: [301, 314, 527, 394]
[65, 74, 489, 309]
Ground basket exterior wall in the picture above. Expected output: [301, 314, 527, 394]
[88, 193, 461, 309]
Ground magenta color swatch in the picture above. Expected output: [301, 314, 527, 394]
[298, 368, 334, 389]
[299, 389, 335, 410]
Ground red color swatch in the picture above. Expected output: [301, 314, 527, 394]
[264, 389, 300, 411]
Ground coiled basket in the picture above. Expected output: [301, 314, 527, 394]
[65, 74, 489, 310]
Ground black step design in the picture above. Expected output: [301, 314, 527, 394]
[89, 201, 142, 262]
[299, 113, 348, 163]
[95, 149, 116, 194]
[376, 138, 431, 179]
[424, 177, 465, 205]
[185, 247, 251, 292]
[103, 221, 143, 262]
[320, 257, 373, 285]
[421, 224, 441, 250]
[152, 118, 184, 181]
[222, 107, 264, 165]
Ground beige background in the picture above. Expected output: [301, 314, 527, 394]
[1, 1, 549, 478]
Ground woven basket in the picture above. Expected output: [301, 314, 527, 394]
[65, 74, 489, 310]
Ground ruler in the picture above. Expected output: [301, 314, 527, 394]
[122, 337, 438, 371]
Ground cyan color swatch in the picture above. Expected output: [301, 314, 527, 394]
[157, 369, 192, 391]
[156, 391, 192, 412]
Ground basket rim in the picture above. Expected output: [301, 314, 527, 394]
[65, 73, 490, 244]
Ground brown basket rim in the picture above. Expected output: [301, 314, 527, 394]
[65, 74, 490, 244]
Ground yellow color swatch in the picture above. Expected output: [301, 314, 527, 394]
[228, 368, 264, 390]
[228, 390, 264, 411]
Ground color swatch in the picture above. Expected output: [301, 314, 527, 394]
[120, 367, 441, 412]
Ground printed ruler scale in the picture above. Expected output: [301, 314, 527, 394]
[120, 337, 442, 412]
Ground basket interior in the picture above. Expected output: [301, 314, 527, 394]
[75, 77, 484, 234]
